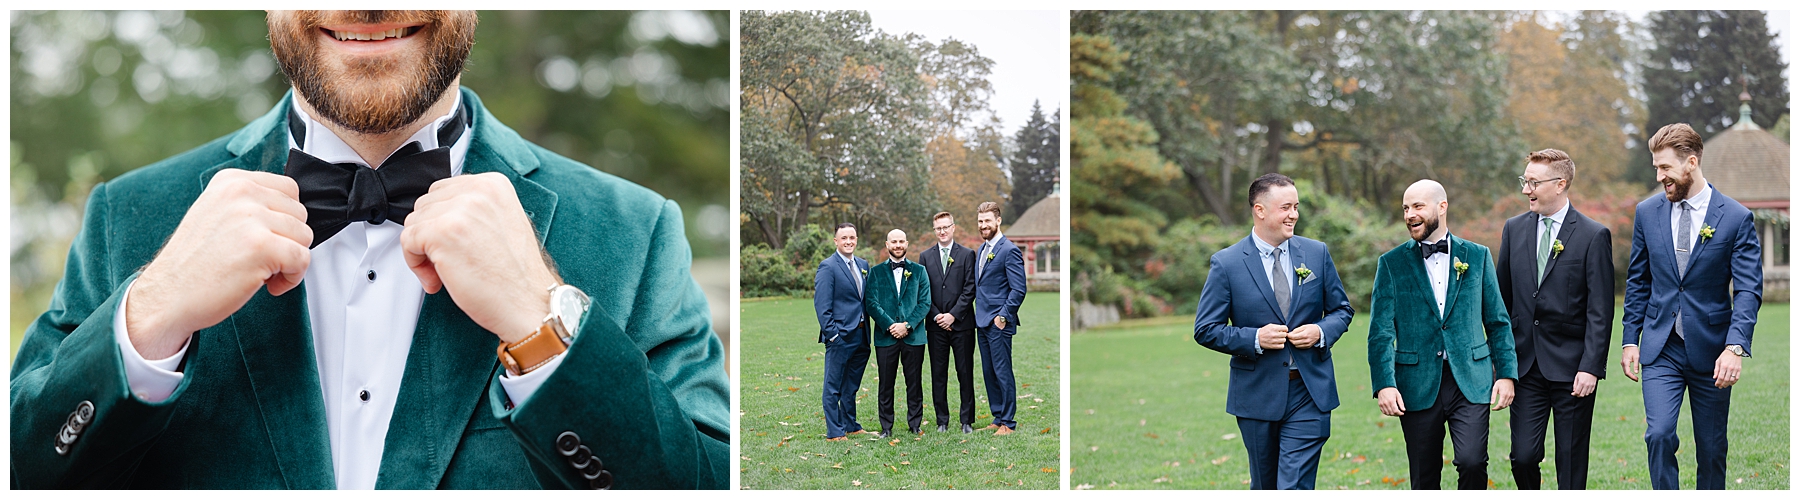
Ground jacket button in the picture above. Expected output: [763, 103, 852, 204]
[556, 431, 581, 456]
[590, 470, 614, 490]
[1534, 320, 1540, 326]
[1441, 325, 1448, 330]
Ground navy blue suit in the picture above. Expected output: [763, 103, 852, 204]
[1622, 186, 1761, 489]
[1194, 235, 1354, 489]
[816, 253, 872, 439]
[973, 235, 1027, 429]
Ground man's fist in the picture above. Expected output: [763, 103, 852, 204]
[1376, 387, 1406, 416]
[1713, 350, 1743, 388]
[401, 172, 559, 344]
[1288, 324, 1323, 349]
[128, 170, 313, 359]
[934, 313, 954, 330]
[1257, 324, 1289, 350]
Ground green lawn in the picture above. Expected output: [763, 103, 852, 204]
[739, 293, 1062, 489]
[1071, 304, 1790, 490]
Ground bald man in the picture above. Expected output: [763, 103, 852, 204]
[863, 229, 931, 437]
[1368, 180, 1517, 489]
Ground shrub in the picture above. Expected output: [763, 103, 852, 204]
[741, 243, 809, 298]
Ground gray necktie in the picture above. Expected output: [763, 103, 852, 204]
[977, 242, 990, 280]
[849, 257, 863, 297]
[1674, 201, 1692, 338]
[1271, 247, 1290, 317]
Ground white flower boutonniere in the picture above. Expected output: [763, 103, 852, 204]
[861, 268, 868, 275]
[1295, 265, 1313, 284]
[947, 256, 955, 265]
[986, 252, 995, 261]
[1551, 239, 1564, 258]
[1699, 225, 1715, 241]
[904, 270, 913, 279]
[1453, 257, 1470, 278]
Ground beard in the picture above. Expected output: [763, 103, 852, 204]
[888, 248, 907, 261]
[269, 11, 477, 135]
[1409, 215, 1441, 242]
[1664, 170, 1697, 201]
[979, 226, 995, 240]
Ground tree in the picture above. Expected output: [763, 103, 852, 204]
[1499, 11, 1643, 186]
[1070, 32, 1180, 272]
[927, 133, 1010, 240]
[1642, 10, 1789, 137]
[739, 10, 935, 248]
[1008, 101, 1060, 218]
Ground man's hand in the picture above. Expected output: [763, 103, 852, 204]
[1257, 324, 1289, 350]
[935, 313, 954, 330]
[401, 173, 559, 344]
[1572, 371, 1599, 398]
[1713, 350, 1743, 388]
[127, 170, 313, 359]
[1621, 345, 1642, 382]
[1376, 387, 1406, 416]
[994, 316, 1008, 329]
[888, 323, 907, 338]
[1287, 324, 1323, 349]
[1490, 378, 1515, 411]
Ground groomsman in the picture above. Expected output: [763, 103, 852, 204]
[815, 223, 872, 441]
[1497, 149, 1613, 489]
[1193, 173, 1355, 490]
[1369, 180, 1517, 490]
[920, 212, 979, 433]
[973, 201, 1027, 435]
[864, 229, 931, 437]
[1622, 123, 1761, 490]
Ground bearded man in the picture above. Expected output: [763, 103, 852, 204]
[10, 11, 728, 489]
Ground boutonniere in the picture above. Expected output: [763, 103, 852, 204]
[861, 268, 868, 275]
[986, 252, 995, 261]
[947, 256, 955, 265]
[1699, 225, 1715, 241]
[1551, 239, 1564, 258]
[1453, 257, 1469, 278]
[904, 270, 913, 279]
[1294, 265, 1313, 283]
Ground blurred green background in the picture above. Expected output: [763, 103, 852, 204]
[10, 10, 731, 358]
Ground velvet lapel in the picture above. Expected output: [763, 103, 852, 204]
[1539, 210, 1581, 287]
[203, 94, 336, 489]
[1398, 239, 1443, 324]
[1237, 238, 1286, 324]
[1683, 190, 1728, 284]
[374, 89, 559, 488]
[1441, 235, 1467, 325]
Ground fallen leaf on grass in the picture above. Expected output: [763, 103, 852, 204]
[786, 387, 798, 392]
[886, 464, 899, 472]
[888, 439, 900, 446]
[1006, 463, 1014, 470]
[832, 463, 843, 469]
[1351, 455, 1366, 464]
[1041, 428, 1052, 434]
[1143, 433, 1160, 439]
[1041, 468, 1056, 473]
[900, 461, 910, 465]
[1221, 433, 1237, 440]
[1152, 476, 1170, 483]
[1210, 455, 1231, 465]
[851, 480, 862, 487]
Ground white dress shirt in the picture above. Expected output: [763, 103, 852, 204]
[1672, 184, 1712, 252]
[1538, 202, 1570, 257]
[113, 95, 563, 489]
[1422, 236, 1451, 317]
[1250, 232, 1295, 298]
[889, 257, 906, 296]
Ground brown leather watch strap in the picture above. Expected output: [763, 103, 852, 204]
[498, 322, 568, 376]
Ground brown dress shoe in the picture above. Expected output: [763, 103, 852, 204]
[980, 424, 999, 431]
[995, 426, 1015, 436]
[826, 436, 847, 441]
[847, 429, 868, 435]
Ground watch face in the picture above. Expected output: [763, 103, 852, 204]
[551, 285, 590, 336]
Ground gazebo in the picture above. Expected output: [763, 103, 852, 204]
[1701, 91, 1789, 301]
[1006, 191, 1061, 286]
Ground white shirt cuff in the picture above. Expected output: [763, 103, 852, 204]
[113, 279, 187, 403]
[1623, 344, 1638, 348]
[497, 351, 566, 407]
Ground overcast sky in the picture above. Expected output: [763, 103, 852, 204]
[868, 11, 1066, 135]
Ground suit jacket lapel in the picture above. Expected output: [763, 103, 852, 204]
[1649, 196, 1678, 280]
[1284, 241, 1307, 324]
[1396, 240, 1443, 324]
[1442, 235, 1466, 324]
[1540, 210, 1580, 285]
[1237, 238, 1286, 323]
[1684, 194, 1729, 282]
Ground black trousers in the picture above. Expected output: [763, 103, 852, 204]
[1509, 365, 1596, 489]
[1399, 361, 1489, 490]
[876, 342, 925, 433]
[927, 325, 977, 426]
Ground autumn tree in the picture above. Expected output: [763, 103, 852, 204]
[1070, 32, 1179, 273]
[1499, 11, 1644, 186]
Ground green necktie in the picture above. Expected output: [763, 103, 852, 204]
[1536, 216, 1554, 284]
[941, 247, 949, 273]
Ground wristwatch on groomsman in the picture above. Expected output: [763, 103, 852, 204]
[1726, 344, 1749, 358]
[499, 284, 591, 376]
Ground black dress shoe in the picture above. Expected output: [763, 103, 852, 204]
[937, 424, 949, 432]
[961, 424, 974, 434]
[877, 431, 891, 438]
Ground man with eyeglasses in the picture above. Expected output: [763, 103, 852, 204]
[919, 212, 979, 433]
[1496, 149, 1613, 489]
[1193, 173, 1354, 489]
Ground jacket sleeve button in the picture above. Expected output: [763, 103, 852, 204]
[556, 431, 581, 456]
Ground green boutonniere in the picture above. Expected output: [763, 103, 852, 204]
[1699, 225, 1715, 241]
[904, 270, 913, 279]
[986, 252, 995, 261]
[1453, 257, 1469, 278]
[1552, 239, 1564, 258]
[861, 268, 868, 275]
[1295, 265, 1312, 281]
[947, 256, 955, 265]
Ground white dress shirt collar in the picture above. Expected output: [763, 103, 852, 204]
[288, 93, 468, 174]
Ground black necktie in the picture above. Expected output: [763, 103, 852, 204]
[284, 101, 468, 247]
[1419, 239, 1448, 259]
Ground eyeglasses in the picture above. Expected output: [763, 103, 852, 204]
[932, 225, 955, 231]
[1518, 177, 1564, 190]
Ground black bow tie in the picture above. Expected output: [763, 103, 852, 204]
[890, 261, 907, 271]
[284, 101, 468, 247]
[1419, 239, 1449, 259]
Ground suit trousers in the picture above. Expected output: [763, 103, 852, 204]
[1642, 333, 1732, 489]
[821, 333, 871, 438]
[977, 325, 1018, 429]
[928, 325, 978, 426]
[1509, 365, 1596, 489]
[876, 342, 925, 433]
[1235, 375, 1330, 489]
[1399, 361, 1489, 490]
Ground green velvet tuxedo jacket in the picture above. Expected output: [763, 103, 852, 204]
[10, 89, 730, 489]
[863, 259, 930, 348]
[1367, 235, 1518, 410]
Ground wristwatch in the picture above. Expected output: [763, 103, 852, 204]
[1726, 344, 1749, 358]
[498, 284, 590, 376]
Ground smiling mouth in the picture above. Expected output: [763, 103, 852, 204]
[322, 26, 422, 42]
